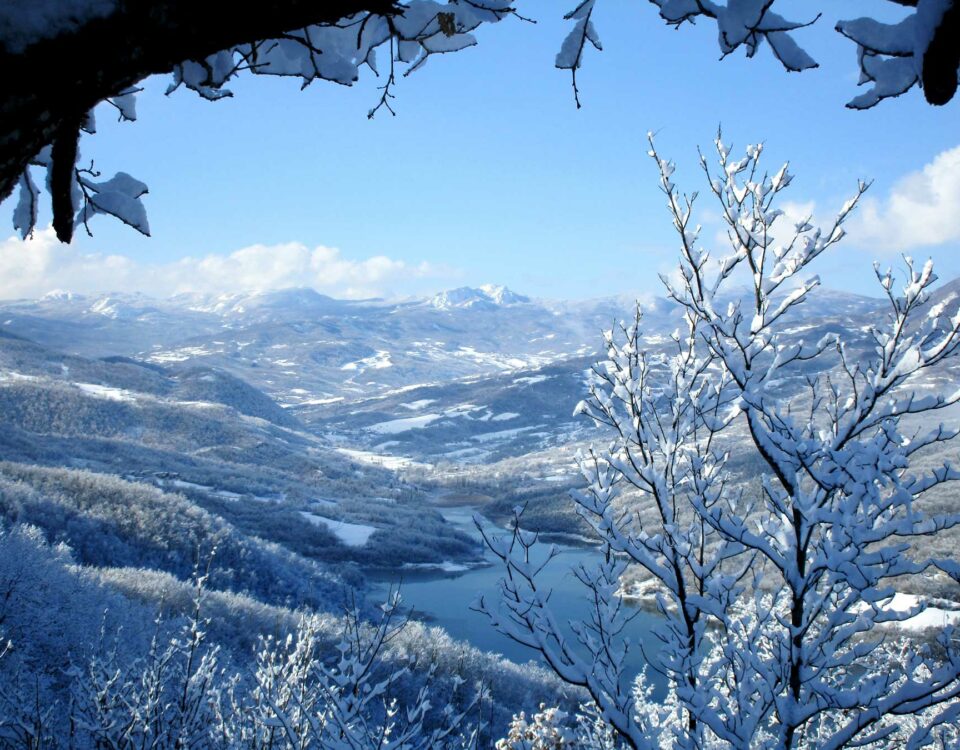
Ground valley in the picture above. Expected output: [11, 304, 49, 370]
[2, 281, 959, 742]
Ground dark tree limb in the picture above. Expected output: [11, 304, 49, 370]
[49, 119, 81, 243]
[922, 0, 960, 106]
[0, 1, 400, 208]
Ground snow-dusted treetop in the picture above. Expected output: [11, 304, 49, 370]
[2, 0, 956, 243]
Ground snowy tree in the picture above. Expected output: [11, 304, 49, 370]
[494, 702, 619, 749]
[236, 591, 483, 749]
[65, 574, 483, 748]
[474, 133, 960, 749]
[1, 1, 956, 243]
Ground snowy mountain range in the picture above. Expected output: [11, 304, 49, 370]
[2, 279, 959, 603]
[0, 283, 885, 400]
[0, 280, 914, 467]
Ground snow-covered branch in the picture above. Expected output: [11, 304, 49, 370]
[481, 133, 960, 750]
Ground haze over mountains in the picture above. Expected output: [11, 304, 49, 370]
[0, 281, 888, 402]
[0, 285, 643, 398]
[3, 279, 959, 535]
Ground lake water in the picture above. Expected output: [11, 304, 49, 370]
[370, 507, 666, 693]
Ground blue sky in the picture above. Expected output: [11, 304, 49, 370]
[2, 0, 959, 301]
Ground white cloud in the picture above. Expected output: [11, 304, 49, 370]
[0, 229, 457, 300]
[850, 145, 960, 252]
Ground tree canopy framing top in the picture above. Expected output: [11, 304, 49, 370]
[0, 0, 957, 244]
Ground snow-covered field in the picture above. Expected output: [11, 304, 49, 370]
[868, 593, 960, 632]
[75, 382, 138, 402]
[365, 413, 443, 434]
[335, 447, 432, 471]
[299, 512, 376, 547]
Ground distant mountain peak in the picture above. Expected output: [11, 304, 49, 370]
[183, 287, 339, 317]
[478, 284, 530, 305]
[41, 289, 82, 302]
[431, 285, 529, 310]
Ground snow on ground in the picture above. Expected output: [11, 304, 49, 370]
[149, 346, 219, 363]
[625, 587, 960, 631]
[173, 399, 224, 410]
[365, 404, 492, 434]
[341, 350, 393, 371]
[336, 447, 433, 471]
[400, 399, 436, 410]
[454, 346, 535, 370]
[472, 425, 539, 442]
[371, 383, 435, 399]
[295, 396, 344, 406]
[0, 371, 42, 382]
[299, 512, 376, 547]
[365, 413, 442, 434]
[870, 593, 960, 632]
[513, 374, 550, 385]
[75, 382, 138, 402]
[491, 412, 520, 421]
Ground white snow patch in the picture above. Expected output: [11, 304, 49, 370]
[0, 371, 42, 382]
[75, 382, 138, 402]
[298, 396, 344, 406]
[341, 350, 392, 371]
[366, 413, 442, 434]
[336, 448, 433, 471]
[870, 593, 960, 632]
[454, 346, 532, 370]
[299, 512, 376, 547]
[149, 346, 217, 363]
[399, 399, 436, 410]
[513, 375, 550, 385]
[491, 412, 520, 422]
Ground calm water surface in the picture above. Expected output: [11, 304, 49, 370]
[370, 507, 666, 692]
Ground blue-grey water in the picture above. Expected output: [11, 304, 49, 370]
[370, 507, 666, 692]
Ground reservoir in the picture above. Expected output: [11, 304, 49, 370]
[370, 506, 666, 693]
